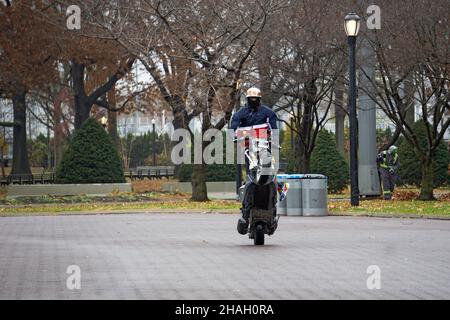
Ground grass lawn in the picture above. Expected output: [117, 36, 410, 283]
[328, 188, 450, 218]
[1, 197, 448, 218]
[0, 183, 448, 218]
[0, 200, 240, 216]
[328, 199, 450, 218]
[0, 181, 241, 216]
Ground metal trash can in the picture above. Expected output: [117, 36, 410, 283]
[301, 174, 328, 216]
[276, 175, 288, 216]
[238, 184, 245, 202]
[277, 174, 303, 216]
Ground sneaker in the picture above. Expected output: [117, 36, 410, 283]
[237, 208, 249, 235]
[237, 216, 248, 235]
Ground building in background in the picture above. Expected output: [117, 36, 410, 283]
[117, 109, 174, 137]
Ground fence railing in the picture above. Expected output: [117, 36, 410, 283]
[0, 166, 175, 186]
[124, 166, 175, 180]
[0, 172, 55, 186]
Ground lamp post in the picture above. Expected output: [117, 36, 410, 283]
[152, 118, 156, 166]
[345, 12, 360, 206]
[235, 80, 242, 198]
[100, 115, 108, 130]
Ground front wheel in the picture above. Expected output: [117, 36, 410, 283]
[254, 223, 265, 245]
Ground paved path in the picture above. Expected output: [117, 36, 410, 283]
[0, 213, 449, 299]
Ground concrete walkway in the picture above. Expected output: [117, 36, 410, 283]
[0, 213, 449, 299]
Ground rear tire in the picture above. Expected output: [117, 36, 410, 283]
[254, 224, 265, 245]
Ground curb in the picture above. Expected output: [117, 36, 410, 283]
[329, 212, 450, 220]
[0, 208, 238, 217]
[1, 209, 449, 220]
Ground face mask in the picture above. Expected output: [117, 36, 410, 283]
[248, 98, 261, 110]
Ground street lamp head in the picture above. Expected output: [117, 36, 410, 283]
[344, 12, 361, 37]
[152, 118, 156, 125]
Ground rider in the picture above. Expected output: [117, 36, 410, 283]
[230, 87, 277, 130]
[230, 87, 289, 232]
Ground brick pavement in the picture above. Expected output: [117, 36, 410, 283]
[0, 213, 449, 299]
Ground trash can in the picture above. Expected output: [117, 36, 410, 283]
[277, 174, 303, 216]
[238, 184, 245, 202]
[301, 174, 328, 216]
[276, 175, 288, 216]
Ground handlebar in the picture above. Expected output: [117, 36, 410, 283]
[233, 136, 281, 149]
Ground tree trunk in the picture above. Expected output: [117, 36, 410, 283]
[46, 123, 51, 169]
[108, 109, 120, 147]
[53, 98, 64, 169]
[297, 141, 311, 172]
[11, 88, 31, 175]
[190, 111, 210, 202]
[71, 59, 135, 130]
[334, 82, 345, 155]
[50, 86, 70, 169]
[296, 125, 312, 173]
[418, 159, 434, 200]
[292, 129, 310, 173]
[404, 75, 415, 127]
[295, 78, 316, 173]
[107, 88, 121, 152]
[72, 61, 91, 130]
[258, 54, 278, 107]
[191, 163, 208, 201]
[73, 97, 90, 130]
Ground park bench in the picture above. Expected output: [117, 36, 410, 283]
[0, 175, 8, 186]
[123, 169, 142, 181]
[1, 167, 173, 184]
[123, 169, 132, 179]
[36, 171, 54, 184]
[0, 171, 55, 186]
[7, 173, 34, 185]
[135, 166, 175, 180]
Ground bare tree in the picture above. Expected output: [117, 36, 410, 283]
[0, 1, 60, 175]
[29, 83, 74, 168]
[75, 0, 285, 200]
[360, 0, 450, 200]
[265, 0, 347, 172]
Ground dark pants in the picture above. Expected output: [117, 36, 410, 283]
[379, 168, 397, 200]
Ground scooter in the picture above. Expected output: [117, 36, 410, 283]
[235, 123, 280, 245]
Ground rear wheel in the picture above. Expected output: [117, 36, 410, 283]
[254, 223, 265, 245]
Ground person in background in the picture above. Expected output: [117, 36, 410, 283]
[376, 145, 400, 200]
